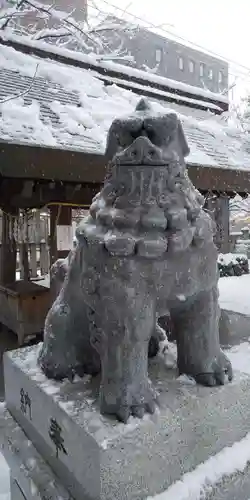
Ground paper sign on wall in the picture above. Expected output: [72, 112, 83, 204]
[56, 225, 73, 251]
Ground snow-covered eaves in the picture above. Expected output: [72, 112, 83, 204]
[0, 31, 228, 112]
[0, 42, 250, 174]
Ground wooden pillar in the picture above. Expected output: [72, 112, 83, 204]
[205, 194, 230, 253]
[19, 210, 30, 281]
[49, 205, 72, 266]
[0, 209, 17, 285]
[49, 205, 72, 304]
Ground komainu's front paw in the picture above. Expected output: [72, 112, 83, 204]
[195, 350, 233, 387]
[39, 346, 100, 382]
[38, 348, 78, 382]
[100, 378, 158, 423]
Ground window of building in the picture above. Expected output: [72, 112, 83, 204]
[155, 48, 162, 63]
[200, 63, 205, 77]
[189, 60, 195, 73]
[218, 70, 223, 83]
[178, 56, 184, 70]
[208, 68, 213, 80]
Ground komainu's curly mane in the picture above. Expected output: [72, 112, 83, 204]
[90, 164, 203, 228]
[81, 164, 213, 258]
[78, 100, 215, 258]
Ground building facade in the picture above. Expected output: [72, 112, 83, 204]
[98, 19, 228, 95]
[0, 0, 88, 34]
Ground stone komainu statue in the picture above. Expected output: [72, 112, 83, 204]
[39, 99, 233, 423]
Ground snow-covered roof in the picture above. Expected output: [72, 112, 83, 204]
[1, 42, 250, 172]
[1, 31, 228, 108]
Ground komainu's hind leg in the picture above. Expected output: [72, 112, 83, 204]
[38, 247, 100, 380]
[170, 287, 233, 386]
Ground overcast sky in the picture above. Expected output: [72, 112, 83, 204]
[96, 0, 250, 98]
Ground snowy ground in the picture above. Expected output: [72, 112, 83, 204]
[219, 273, 250, 315]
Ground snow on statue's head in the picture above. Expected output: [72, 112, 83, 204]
[105, 98, 190, 173]
[89, 99, 206, 244]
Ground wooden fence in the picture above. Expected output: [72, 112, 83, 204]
[0, 242, 50, 280]
[0, 209, 84, 281]
[0, 209, 50, 280]
[16, 242, 50, 279]
[0, 210, 49, 243]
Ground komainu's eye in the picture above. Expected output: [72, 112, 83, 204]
[145, 115, 177, 147]
[145, 126, 156, 143]
[117, 130, 133, 148]
[116, 119, 142, 148]
[145, 119, 165, 146]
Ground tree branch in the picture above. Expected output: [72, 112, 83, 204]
[0, 0, 137, 61]
[24, 0, 103, 50]
[0, 0, 26, 29]
[33, 27, 71, 40]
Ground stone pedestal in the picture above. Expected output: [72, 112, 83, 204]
[2, 345, 250, 500]
[0, 408, 71, 500]
[10, 478, 26, 500]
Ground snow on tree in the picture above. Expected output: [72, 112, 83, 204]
[0, 0, 137, 61]
[239, 95, 250, 132]
[221, 94, 250, 134]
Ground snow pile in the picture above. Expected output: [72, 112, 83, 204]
[218, 253, 247, 266]
[217, 253, 249, 277]
[0, 98, 56, 147]
[159, 338, 177, 369]
[49, 88, 138, 152]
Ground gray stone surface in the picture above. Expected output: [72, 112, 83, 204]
[0, 325, 18, 401]
[0, 407, 72, 500]
[219, 309, 250, 346]
[39, 99, 232, 423]
[10, 477, 27, 500]
[3, 345, 250, 500]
